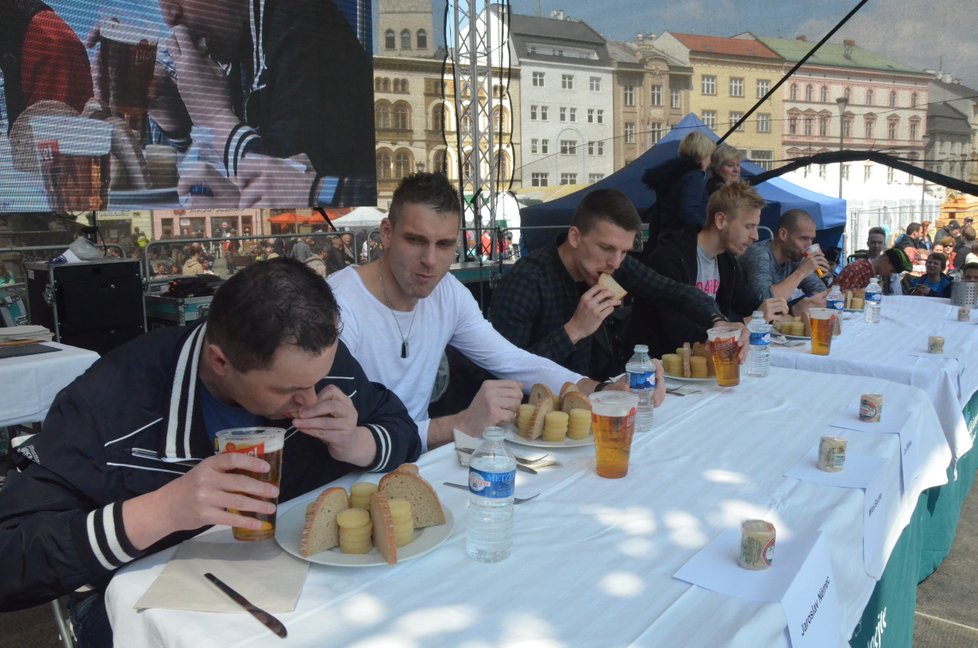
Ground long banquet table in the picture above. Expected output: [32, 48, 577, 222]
[0, 342, 99, 428]
[769, 295, 978, 579]
[106, 367, 952, 647]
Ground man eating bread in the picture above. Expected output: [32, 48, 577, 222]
[489, 188, 742, 380]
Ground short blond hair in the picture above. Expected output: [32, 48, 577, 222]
[710, 144, 743, 175]
[678, 131, 715, 163]
[705, 182, 765, 228]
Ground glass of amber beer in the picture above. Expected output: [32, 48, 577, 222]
[216, 427, 286, 541]
[30, 116, 113, 212]
[707, 325, 741, 387]
[98, 19, 160, 135]
[809, 308, 836, 356]
[589, 392, 638, 478]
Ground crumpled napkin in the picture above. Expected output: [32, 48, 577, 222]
[134, 536, 308, 613]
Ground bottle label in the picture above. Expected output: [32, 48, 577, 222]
[468, 467, 516, 499]
[628, 370, 655, 390]
[866, 292, 881, 304]
[749, 331, 770, 347]
[827, 299, 844, 311]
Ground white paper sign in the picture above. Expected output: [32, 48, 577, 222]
[862, 462, 898, 579]
[830, 409, 917, 494]
[782, 533, 844, 648]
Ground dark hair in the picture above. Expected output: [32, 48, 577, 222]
[777, 209, 815, 235]
[205, 257, 340, 372]
[705, 181, 765, 227]
[964, 226, 977, 242]
[947, 219, 961, 230]
[905, 222, 922, 236]
[388, 172, 461, 228]
[867, 226, 886, 239]
[570, 188, 641, 234]
[824, 246, 842, 264]
[939, 237, 956, 248]
[928, 251, 947, 270]
[962, 262, 978, 275]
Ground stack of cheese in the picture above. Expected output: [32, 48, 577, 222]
[662, 342, 713, 378]
[298, 464, 446, 564]
[516, 382, 591, 442]
[774, 315, 809, 337]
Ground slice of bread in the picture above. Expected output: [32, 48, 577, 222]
[559, 381, 580, 398]
[526, 397, 553, 440]
[528, 383, 554, 407]
[392, 463, 420, 477]
[298, 487, 349, 557]
[378, 471, 447, 528]
[370, 492, 397, 565]
[598, 273, 628, 300]
[560, 390, 591, 413]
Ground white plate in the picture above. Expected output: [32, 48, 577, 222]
[662, 374, 716, 383]
[275, 502, 454, 567]
[505, 429, 593, 448]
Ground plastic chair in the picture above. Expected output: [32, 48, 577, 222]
[757, 226, 774, 241]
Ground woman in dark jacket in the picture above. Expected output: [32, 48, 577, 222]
[642, 130, 714, 250]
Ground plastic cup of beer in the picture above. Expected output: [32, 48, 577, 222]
[589, 392, 638, 479]
[98, 19, 160, 135]
[30, 116, 113, 212]
[809, 308, 836, 356]
[215, 427, 286, 541]
[805, 243, 826, 277]
[707, 325, 741, 387]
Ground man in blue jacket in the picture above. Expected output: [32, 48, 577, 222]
[0, 257, 420, 645]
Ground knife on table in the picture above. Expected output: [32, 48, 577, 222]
[204, 572, 288, 639]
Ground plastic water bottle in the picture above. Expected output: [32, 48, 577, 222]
[865, 278, 882, 324]
[746, 311, 771, 378]
[826, 285, 844, 312]
[625, 344, 656, 433]
[466, 426, 516, 562]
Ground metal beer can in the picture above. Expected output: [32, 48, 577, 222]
[738, 519, 776, 570]
[859, 393, 883, 422]
[817, 436, 847, 472]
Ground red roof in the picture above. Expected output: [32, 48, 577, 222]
[670, 33, 780, 60]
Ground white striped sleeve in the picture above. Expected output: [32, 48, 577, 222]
[83, 502, 139, 571]
[365, 424, 392, 472]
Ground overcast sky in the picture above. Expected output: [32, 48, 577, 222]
[505, 0, 978, 91]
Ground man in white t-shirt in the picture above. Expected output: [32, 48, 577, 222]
[329, 173, 598, 451]
[633, 182, 787, 356]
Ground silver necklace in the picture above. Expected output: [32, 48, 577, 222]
[378, 266, 418, 358]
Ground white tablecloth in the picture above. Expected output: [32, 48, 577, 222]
[0, 342, 99, 427]
[105, 368, 951, 647]
[770, 296, 978, 461]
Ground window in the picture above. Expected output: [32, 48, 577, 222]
[417, 29, 427, 49]
[624, 122, 635, 144]
[842, 164, 850, 181]
[530, 105, 538, 121]
[531, 172, 549, 187]
[788, 114, 798, 135]
[887, 167, 895, 183]
[756, 79, 769, 99]
[671, 88, 681, 109]
[393, 104, 409, 129]
[559, 107, 567, 122]
[820, 86, 828, 103]
[866, 89, 874, 106]
[864, 164, 872, 181]
[562, 74, 574, 90]
[911, 92, 918, 108]
[730, 111, 744, 132]
[757, 113, 771, 133]
[532, 72, 545, 87]
[375, 102, 391, 129]
[842, 118, 851, 138]
[819, 164, 827, 179]
[702, 75, 716, 96]
[560, 139, 577, 155]
[651, 84, 663, 106]
[889, 90, 897, 107]
[596, 109, 604, 124]
[703, 111, 716, 130]
[587, 108, 595, 123]
[540, 139, 549, 154]
[385, 30, 395, 50]
[887, 120, 898, 140]
[589, 173, 604, 183]
[540, 106, 549, 121]
[431, 105, 445, 132]
[560, 173, 578, 185]
[394, 151, 412, 179]
[569, 107, 577, 122]
[844, 87, 851, 101]
[649, 122, 663, 144]
[864, 118, 875, 140]
[376, 150, 392, 180]
[587, 141, 604, 155]
[803, 115, 813, 136]
[819, 115, 829, 137]
[530, 138, 539, 154]
[749, 149, 774, 171]
[400, 29, 411, 49]
[805, 84, 813, 102]
[909, 120, 919, 140]
[730, 77, 744, 98]
[589, 76, 601, 91]
[624, 85, 635, 107]
[789, 83, 797, 100]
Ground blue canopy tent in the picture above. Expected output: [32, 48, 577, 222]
[519, 113, 846, 253]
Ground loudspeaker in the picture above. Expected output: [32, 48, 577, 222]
[25, 259, 146, 355]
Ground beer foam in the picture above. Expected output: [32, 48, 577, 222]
[100, 19, 160, 46]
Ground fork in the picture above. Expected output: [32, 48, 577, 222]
[456, 447, 562, 469]
[441, 482, 540, 504]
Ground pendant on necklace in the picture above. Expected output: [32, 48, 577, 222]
[401, 340, 409, 358]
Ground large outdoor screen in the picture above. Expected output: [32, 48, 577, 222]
[0, 0, 377, 213]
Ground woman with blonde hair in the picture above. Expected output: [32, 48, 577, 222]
[642, 130, 716, 249]
[707, 143, 744, 194]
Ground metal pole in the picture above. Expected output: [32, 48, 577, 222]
[836, 96, 848, 199]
